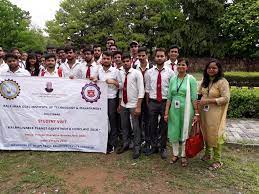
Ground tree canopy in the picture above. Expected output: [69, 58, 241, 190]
[0, 0, 46, 52]
[48, 0, 244, 58]
[220, 0, 259, 58]
[2, 0, 258, 58]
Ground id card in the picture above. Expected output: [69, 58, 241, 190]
[175, 100, 180, 109]
[203, 105, 210, 112]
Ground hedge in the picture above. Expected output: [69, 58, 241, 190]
[225, 72, 259, 87]
[228, 88, 259, 118]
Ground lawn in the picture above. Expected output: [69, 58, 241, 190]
[0, 145, 258, 193]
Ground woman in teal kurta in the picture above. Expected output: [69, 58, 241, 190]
[164, 58, 198, 167]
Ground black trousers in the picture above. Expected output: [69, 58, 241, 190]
[108, 98, 119, 148]
[148, 99, 168, 149]
[140, 98, 150, 144]
[120, 107, 141, 151]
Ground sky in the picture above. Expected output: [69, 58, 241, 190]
[10, 0, 62, 29]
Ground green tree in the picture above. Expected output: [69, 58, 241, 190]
[46, 0, 168, 52]
[176, 0, 226, 57]
[0, 0, 46, 51]
[220, 0, 259, 58]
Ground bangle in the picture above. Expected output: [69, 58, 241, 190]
[195, 113, 200, 116]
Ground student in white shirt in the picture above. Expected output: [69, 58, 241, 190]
[106, 37, 116, 51]
[0, 47, 9, 72]
[40, 54, 62, 77]
[46, 45, 57, 54]
[135, 47, 153, 152]
[112, 50, 124, 145]
[110, 44, 118, 53]
[0, 53, 30, 76]
[164, 45, 179, 73]
[113, 50, 124, 71]
[130, 41, 140, 68]
[59, 47, 82, 79]
[56, 47, 67, 69]
[117, 53, 145, 159]
[21, 52, 28, 65]
[145, 48, 175, 159]
[11, 48, 25, 69]
[93, 44, 102, 64]
[80, 47, 99, 80]
[98, 51, 122, 154]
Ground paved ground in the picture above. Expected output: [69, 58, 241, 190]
[226, 119, 259, 145]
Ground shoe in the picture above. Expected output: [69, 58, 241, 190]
[160, 148, 167, 159]
[142, 144, 151, 154]
[116, 145, 129, 154]
[132, 149, 141, 159]
[106, 146, 114, 154]
[145, 147, 159, 156]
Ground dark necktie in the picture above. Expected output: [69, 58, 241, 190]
[157, 69, 162, 102]
[86, 66, 91, 78]
[123, 73, 128, 104]
[171, 63, 175, 71]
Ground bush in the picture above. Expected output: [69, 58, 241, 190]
[225, 72, 259, 87]
[228, 88, 259, 118]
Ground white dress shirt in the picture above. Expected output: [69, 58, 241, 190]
[56, 59, 67, 69]
[80, 61, 99, 79]
[40, 69, 61, 78]
[0, 61, 9, 72]
[96, 55, 102, 65]
[18, 60, 26, 69]
[131, 58, 140, 68]
[0, 68, 31, 76]
[135, 62, 152, 74]
[98, 66, 122, 99]
[59, 60, 83, 78]
[119, 68, 145, 108]
[164, 59, 178, 74]
[145, 66, 175, 100]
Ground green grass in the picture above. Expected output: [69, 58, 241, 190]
[0, 145, 258, 193]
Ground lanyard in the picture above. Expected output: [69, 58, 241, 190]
[176, 75, 186, 93]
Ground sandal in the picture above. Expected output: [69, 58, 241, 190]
[170, 155, 179, 164]
[208, 162, 223, 171]
[201, 155, 212, 162]
[181, 157, 188, 167]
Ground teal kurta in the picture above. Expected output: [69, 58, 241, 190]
[168, 74, 197, 143]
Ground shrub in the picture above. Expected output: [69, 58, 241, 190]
[225, 72, 259, 87]
[228, 88, 259, 118]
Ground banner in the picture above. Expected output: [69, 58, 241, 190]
[0, 76, 108, 153]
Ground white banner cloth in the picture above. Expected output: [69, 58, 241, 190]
[0, 76, 108, 153]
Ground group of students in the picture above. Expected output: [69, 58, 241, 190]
[0, 39, 230, 170]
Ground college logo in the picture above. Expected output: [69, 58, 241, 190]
[81, 82, 101, 103]
[0, 79, 20, 100]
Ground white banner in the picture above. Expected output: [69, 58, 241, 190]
[0, 76, 108, 153]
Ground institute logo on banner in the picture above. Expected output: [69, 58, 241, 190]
[0, 79, 20, 100]
[81, 82, 101, 103]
